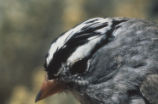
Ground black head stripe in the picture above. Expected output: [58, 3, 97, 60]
[45, 18, 128, 78]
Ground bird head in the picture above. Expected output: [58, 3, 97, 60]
[35, 17, 127, 102]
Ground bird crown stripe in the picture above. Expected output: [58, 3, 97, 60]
[45, 18, 128, 76]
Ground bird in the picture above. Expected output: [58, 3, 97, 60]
[35, 17, 158, 104]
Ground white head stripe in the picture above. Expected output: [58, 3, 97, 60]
[46, 17, 112, 66]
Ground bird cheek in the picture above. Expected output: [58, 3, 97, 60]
[35, 79, 65, 102]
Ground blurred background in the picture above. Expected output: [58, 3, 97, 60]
[0, 0, 158, 104]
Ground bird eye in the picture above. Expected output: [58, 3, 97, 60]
[69, 59, 88, 74]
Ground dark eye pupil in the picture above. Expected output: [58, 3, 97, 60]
[70, 59, 88, 74]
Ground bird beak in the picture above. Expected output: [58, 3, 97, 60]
[35, 77, 65, 102]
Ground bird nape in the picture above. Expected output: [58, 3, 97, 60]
[35, 17, 158, 104]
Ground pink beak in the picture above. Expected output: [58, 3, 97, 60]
[35, 78, 65, 102]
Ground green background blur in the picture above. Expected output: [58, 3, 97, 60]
[0, 0, 158, 104]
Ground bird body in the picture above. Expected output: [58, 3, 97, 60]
[36, 17, 158, 104]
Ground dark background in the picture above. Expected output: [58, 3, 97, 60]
[0, 0, 158, 104]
